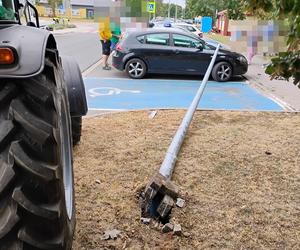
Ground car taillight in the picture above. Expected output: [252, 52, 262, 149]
[116, 43, 123, 52]
[0, 48, 15, 65]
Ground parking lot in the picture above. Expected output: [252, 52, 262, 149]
[84, 77, 283, 111]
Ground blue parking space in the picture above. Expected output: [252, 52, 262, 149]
[84, 77, 283, 111]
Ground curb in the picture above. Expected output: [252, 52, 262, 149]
[243, 75, 297, 112]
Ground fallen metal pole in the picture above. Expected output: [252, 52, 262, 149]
[159, 44, 220, 179]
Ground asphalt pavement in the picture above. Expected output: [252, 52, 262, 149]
[85, 77, 283, 111]
[54, 32, 101, 71]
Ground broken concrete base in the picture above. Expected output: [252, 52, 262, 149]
[144, 173, 179, 201]
[157, 195, 174, 218]
[142, 173, 179, 220]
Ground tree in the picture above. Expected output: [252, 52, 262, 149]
[226, 0, 246, 20]
[125, 0, 147, 18]
[48, 0, 62, 17]
[185, 0, 245, 19]
[185, 0, 227, 18]
[169, 4, 183, 19]
[156, 0, 168, 17]
[243, 0, 300, 86]
[154, 2, 183, 19]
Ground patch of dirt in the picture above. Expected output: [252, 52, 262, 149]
[73, 110, 300, 249]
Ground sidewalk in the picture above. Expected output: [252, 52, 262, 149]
[204, 34, 300, 111]
[244, 55, 300, 111]
[52, 22, 98, 35]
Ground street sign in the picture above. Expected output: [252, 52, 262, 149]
[147, 2, 156, 13]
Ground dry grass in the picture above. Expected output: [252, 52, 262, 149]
[73, 110, 300, 249]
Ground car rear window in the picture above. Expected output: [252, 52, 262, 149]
[145, 33, 170, 46]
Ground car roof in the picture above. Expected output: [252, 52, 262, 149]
[173, 23, 194, 26]
[128, 28, 196, 37]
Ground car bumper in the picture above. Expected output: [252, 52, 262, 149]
[112, 51, 125, 71]
[234, 64, 248, 75]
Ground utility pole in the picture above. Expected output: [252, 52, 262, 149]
[167, 0, 171, 19]
[153, 0, 156, 19]
[175, 1, 177, 22]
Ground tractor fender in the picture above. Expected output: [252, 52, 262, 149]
[61, 56, 88, 117]
[0, 25, 56, 78]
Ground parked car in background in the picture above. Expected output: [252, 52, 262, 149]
[113, 29, 248, 81]
[151, 21, 203, 38]
[173, 23, 203, 38]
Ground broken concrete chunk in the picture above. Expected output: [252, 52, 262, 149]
[144, 173, 164, 200]
[176, 198, 185, 208]
[102, 229, 121, 240]
[173, 224, 182, 236]
[148, 110, 158, 119]
[161, 223, 174, 233]
[141, 217, 151, 224]
[157, 195, 174, 218]
[182, 232, 191, 238]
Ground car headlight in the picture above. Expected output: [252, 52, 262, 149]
[237, 56, 248, 64]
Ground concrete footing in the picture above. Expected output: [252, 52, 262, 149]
[142, 173, 179, 219]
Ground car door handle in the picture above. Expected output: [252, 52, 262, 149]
[173, 49, 180, 54]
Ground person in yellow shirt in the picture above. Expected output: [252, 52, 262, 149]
[99, 17, 112, 70]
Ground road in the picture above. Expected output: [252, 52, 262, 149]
[54, 32, 101, 71]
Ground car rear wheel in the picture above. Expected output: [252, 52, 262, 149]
[212, 62, 232, 82]
[125, 58, 147, 79]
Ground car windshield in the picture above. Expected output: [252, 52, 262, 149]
[0, 0, 16, 21]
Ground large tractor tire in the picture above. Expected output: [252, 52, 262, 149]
[71, 116, 82, 146]
[61, 56, 87, 146]
[0, 49, 75, 249]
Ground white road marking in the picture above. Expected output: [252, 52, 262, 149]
[88, 87, 141, 97]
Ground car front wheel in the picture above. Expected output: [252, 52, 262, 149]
[125, 58, 147, 79]
[212, 62, 232, 82]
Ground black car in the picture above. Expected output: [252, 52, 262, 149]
[112, 29, 248, 81]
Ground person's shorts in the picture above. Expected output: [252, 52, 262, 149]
[101, 40, 111, 56]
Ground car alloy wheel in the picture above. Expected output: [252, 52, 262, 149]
[128, 61, 144, 78]
[217, 64, 232, 81]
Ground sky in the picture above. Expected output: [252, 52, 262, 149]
[163, 0, 186, 8]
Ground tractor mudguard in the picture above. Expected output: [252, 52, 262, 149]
[0, 25, 56, 78]
[61, 56, 88, 117]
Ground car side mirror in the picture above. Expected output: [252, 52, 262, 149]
[197, 43, 204, 51]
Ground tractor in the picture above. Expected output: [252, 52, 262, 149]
[0, 0, 87, 249]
